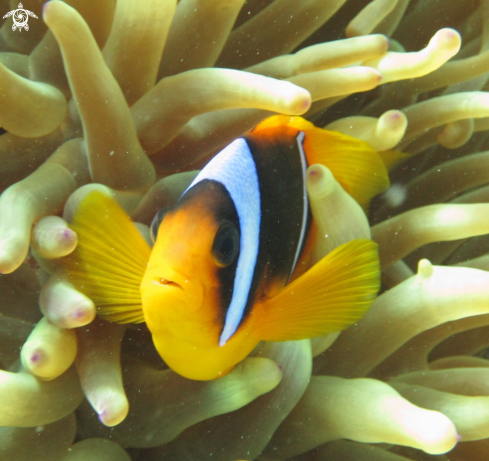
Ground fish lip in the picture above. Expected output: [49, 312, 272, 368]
[143, 266, 187, 291]
[142, 266, 203, 312]
[153, 278, 182, 290]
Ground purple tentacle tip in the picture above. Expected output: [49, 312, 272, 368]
[307, 165, 323, 184]
[30, 349, 44, 365]
[98, 409, 107, 424]
[74, 308, 86, 319]
[42, 1, 53, 16]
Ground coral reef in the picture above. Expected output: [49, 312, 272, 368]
[1, 0, 489, 460]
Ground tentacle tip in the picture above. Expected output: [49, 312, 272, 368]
[289, 92, 312, 115]
[381, 110, 407, 132]
[42, 0, 56, 19]
[306, 164, 334, 197]
[62, 228, 74, 240]
[424, 430, 460, 454]
[417, 258, 434, 280]
[72, 306, 96, 326]
[55, 227, 78, 253]
[74, 308, 85, 319]
[29, 349, 45, 364]
[307, 164, 324, 184]
[434, 28, 462, 53]
[97, 409, 108, 424]
[300, 97, 312, 112]
[414, 411, 459, 455]
[385, 110, 406, 122]
[0, 254, 21, 275]
[97, 401, 129, 427]
[54, 226, 76, 242]
[438, 28, 460, 40]
[345, 27, 360, 39]
[21, 345, 49, 375]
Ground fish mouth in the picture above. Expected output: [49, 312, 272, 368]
[143, 267, 187, 292]
[154, 278, 182, 290]
[141, 267, 203, 313]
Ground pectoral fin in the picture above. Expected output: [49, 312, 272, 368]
[257, 239, 380, 342]
[60, 191, 150, 323]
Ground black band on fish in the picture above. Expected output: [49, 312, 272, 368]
[291, 130, 308, 278]
[150, 207, 170, 243]
[183, 138, 261, 347]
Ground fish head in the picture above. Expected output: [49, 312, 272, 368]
[140, 180, 245, 377]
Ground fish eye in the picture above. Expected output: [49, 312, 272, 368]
[212, 221, 240, 267]
[150, 207, 169, 243]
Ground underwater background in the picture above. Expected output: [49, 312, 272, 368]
[1, 0, 489, 459]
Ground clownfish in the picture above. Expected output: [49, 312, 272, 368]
[61, 116, 389, 380]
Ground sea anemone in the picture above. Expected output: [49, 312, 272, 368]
[1, 0, 489, 460]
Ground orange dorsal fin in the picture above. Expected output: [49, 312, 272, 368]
[60, 191, 150, 323]
[256, 239, 380, 342]
[254, 116, 390, 210]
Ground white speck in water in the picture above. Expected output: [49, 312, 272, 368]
[384, 183, 407, 208]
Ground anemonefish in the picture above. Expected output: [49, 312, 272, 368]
[61, 115, 389, 380]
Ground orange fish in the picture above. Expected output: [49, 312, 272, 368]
[61, 116, 388, 380]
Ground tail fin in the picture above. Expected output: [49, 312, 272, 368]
[253, 116, 390, 210]
[60, 191, 150, 323]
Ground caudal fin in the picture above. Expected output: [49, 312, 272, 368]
[257, 239, 380, 342]
[60, 191, 150, 323]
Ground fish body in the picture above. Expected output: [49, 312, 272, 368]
[62, 116, 387, 380]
